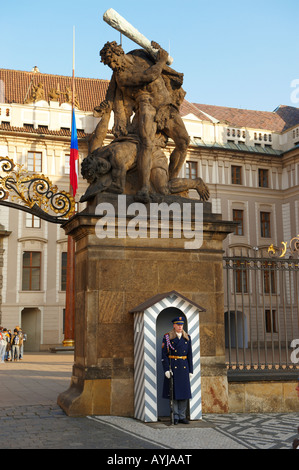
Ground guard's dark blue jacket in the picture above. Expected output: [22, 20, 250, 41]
[161, 331, 193, 400]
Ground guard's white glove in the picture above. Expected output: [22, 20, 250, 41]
[165, 371, 172, 379]
[189, 373, 193, 379]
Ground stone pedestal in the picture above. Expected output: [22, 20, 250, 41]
[57, 194, 235, 417]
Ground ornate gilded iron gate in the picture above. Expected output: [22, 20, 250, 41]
[0, 157, 75, 223]
[223, 251, 299, 379]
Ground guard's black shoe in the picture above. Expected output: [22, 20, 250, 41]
[179, 419, 189, 424]
[174, 419, 179, 425]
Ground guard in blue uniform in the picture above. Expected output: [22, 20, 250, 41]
[161, 316, 193, 424]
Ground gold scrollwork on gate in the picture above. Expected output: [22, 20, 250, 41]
[0, 156, 75, 220]
[268, 238, 299, 258]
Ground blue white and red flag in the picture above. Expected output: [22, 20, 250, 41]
[70, 108, 78, 196]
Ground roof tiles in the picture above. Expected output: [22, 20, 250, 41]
[0, 68, 109, 112]
[191, 103, 299, 133]
[1, 68, 299, 133]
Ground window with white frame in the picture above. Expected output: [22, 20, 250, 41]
[25, 213, 41, 228]
[260, 211, 271, 238]
[27, 151, 42, 172]
[61, 252, 67, 291]
[64, 154, 70, 175]
[22, 251, 41, 291]
[233, 209, 244, 236]
[186, 161, 197, 179]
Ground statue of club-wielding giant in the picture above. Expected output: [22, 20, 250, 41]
[81, 9, 209, 204]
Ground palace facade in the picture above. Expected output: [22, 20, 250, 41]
[0, 67, 298, 351]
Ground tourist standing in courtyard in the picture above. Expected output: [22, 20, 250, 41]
[0, 327, 6, 363]
[11, 328, 20, 362]
[17, 327, 25, 360]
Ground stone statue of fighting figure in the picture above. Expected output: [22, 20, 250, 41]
[80, 12, 209, 204]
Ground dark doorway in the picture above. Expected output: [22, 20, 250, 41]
[21, 307, 41, 351]
[225, 310, 248, 348]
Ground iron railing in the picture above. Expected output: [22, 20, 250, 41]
[223, 250, 299, 380]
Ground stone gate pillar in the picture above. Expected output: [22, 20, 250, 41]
[57, 194, 235, 417]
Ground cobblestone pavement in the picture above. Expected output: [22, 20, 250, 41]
[0, 404, 163, 449]
[91, 412, 299, 450]
[203, 412, 299, 449]
[0, 353, 298, 451]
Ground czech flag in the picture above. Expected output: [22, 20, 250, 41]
[70, 108, 78, 196]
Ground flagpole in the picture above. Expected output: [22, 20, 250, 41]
[63, 26, 76, 349]
[72, 25, 75, 110]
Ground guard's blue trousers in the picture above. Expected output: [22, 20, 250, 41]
[173, 399, 188, 420]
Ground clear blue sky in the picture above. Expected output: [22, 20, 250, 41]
[1, 0, 299, 111]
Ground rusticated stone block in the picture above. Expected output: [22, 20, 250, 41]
[228, 383, 245, 413]
[201, 376, 229, 413]
[98, 290, 125, 323]
[57, 378, 111, 416]
[111, 379, 134, 416]
[228, 381, 299, 413]
[245, 382, 283, 413]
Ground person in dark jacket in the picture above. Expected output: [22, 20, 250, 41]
[161, 316, 193, 424]
[11, 329, 20, 361]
